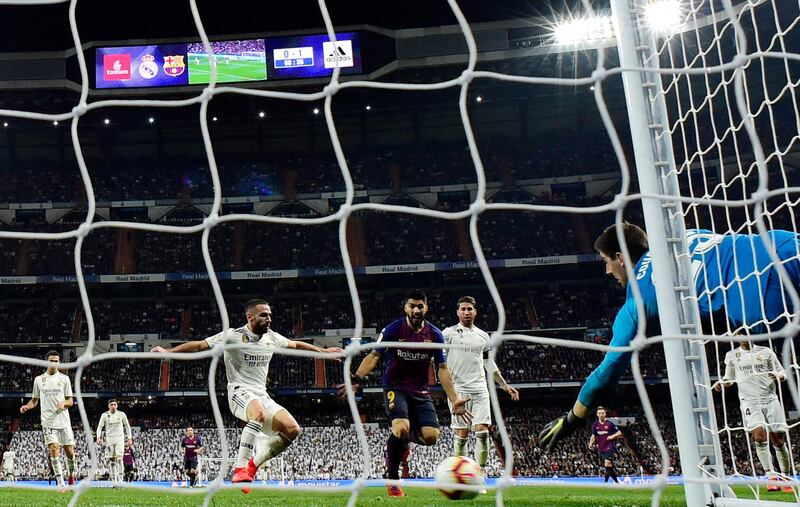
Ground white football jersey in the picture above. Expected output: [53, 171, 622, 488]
[97, 410, 132, 442]
[722, 345, 785, 404]
[442, 323, 498, 394]
[32, 371, 73, 429]
[205, 325, 290, 394]
[2, 450, 13, 469]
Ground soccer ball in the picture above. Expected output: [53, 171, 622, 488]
[435, 456, 483, 500]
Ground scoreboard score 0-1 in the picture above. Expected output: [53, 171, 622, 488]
[273, 47, 314, 68]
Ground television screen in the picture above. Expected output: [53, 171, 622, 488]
[186, 39, 267, 84]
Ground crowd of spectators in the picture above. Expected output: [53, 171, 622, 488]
[0, 137, 622, 205]
[0, 205, 617, 277]
[6, 401, 796, 482]
[0, 279, 623, 345]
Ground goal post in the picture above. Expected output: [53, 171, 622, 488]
[608, 0, 727, 506]
[609, 1, 799, 506]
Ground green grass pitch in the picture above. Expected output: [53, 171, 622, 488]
[188, 55, 267, 84]
[0, 485, 795, 507]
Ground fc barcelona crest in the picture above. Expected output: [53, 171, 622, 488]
[163, 55, 186, 77]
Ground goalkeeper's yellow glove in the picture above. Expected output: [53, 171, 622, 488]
[538, 410, 584, 452]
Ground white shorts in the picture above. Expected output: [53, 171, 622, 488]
[2, 465, 12, 474]
[448, 390, 491, 430]
[43, 426, 75, 447]
[106, 439, 125, 458]
[742, 399, 788, 432]
[228, 387, 285, 429]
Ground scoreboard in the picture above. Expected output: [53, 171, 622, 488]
[96, 32, 362, 89]
[273, 47, 315, 69]
[265, 32, 361, 80]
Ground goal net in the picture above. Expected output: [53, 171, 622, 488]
[0, 0, 799, 506]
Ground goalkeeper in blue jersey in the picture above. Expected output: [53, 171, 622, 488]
[539, 222, 800, 451]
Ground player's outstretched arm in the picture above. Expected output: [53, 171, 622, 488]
[539, 301, 638, 451]
[288, 340, 344, 361]
[337, 350, 380, 398]
[151, 340, 210, 354]
[438, 363, 473, 421]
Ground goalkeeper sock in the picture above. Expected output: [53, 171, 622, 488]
[755, 441, 774, 475]
[254, 432, 293, 467]
[237, 421, 261, 468]
[475, 430, 490, 468]
[51, 456, 65, 486]
[774, 442, 792, 474]
[386, 434, 408, 480]
[453, 435, 468, 456]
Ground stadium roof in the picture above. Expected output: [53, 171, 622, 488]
[0, 0, 585, 52]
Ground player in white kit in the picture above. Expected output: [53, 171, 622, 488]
[96, 399, 133, 484]
[152, 298, 343, 484]
[443, 296, 519, 469]
[20, 350, 77, 488]
[1, 448, 14, 482]
[713, 340, 793, 491]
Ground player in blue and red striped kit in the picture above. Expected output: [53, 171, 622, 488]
[588, 407, 622, 483]
[342, 290, 472, 497]
[180, 427, 203, 488]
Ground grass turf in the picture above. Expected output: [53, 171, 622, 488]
[188, 56, 267, 84]
[0, 485, 795, 507]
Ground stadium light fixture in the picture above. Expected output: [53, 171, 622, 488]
[475, 96, 483, 103]
[365, 105, 372, 111]
[212, 116, 218, 122]
[148, 117, 155, 124]
[258, 111, 265, 118]
[313, 108, 320, 115]
[53, 121, 59, 126]
[103, 118, 110, 125]
[644, 0, 683, 33]
[552, 15, 614, 45]
[2, 122, 7, 127]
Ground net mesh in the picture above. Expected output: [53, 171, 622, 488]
[1, 0, 800, 506]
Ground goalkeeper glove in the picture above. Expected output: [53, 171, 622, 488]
[537, 410, 584, 452]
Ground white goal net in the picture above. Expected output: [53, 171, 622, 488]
[1, 0, 800, 506]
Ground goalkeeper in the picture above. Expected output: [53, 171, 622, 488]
[539, 222, 800, 450]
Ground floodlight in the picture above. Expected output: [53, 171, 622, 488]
[644, 0, 683, 33]
[553, 16, 614, 45]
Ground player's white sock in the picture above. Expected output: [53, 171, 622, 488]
[453, 436, 468, 456]
[253, 432, 293, 467]
[755, 442, 774, 475]
[237, 421, 261, 468]
[66, 456, 75, 479]
[774, 443, 792, 474]
[51, 456, 65, 486]
[475, 430, 490, 468]
[109, 460, 118, 483]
